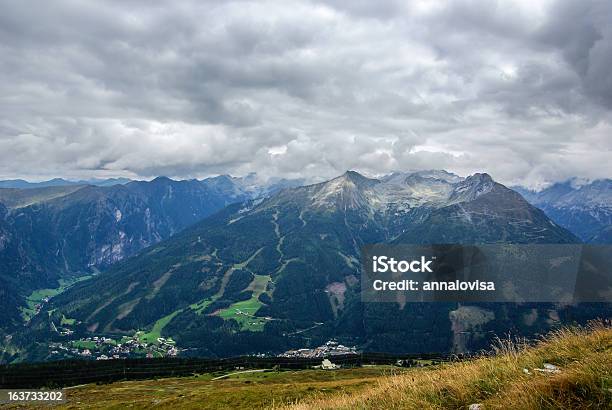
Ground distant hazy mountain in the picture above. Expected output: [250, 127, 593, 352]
[203, 173, 304, 201]
[21, 170, 581, 360]
[0, 175, 301, 328]
[0, 185, 85, 209]
[0, 178, 132, 189]
[0, 175, 304, 192]
[515, 179, 612, 243]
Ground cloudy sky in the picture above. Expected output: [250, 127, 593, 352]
[1, 0, 611, 187]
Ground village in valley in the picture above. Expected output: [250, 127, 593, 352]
[26, 281, 360, 362]
[48, 334, 180, 361]
[48, 334, 358, 362]
[279, 340, 358, 358]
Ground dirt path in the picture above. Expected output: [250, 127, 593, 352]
[211, 368, 271, 380]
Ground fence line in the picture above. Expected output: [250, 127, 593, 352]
[0, 352, 459, 388]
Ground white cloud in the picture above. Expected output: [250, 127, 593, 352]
[0, 0, 611, 186]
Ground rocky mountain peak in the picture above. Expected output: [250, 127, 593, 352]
[447, 173, 495, 203]
[337, 170, 377, 186]
[296, 170, 502, 214]
[310, 171, 379, 210]
[149, 176, 175, 185]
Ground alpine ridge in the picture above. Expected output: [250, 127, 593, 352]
[0, 174, 301, 328]
[8, 170, 589, 363]
[515, 178, 612, 243]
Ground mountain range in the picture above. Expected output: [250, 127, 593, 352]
[515, 179, 612, 243]
[9, 170, 597, 362]
[0, 178, 133, 189]
[0, 175, 301, 329]
[3, 170, 610, 362]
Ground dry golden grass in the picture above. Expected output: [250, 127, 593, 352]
[6, 366, 410, 409]
[285, 322, 612, 410]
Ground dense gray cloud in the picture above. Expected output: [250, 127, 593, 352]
[0, 0, 611, 187]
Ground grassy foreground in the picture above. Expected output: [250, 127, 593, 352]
[6, 322, 610, 409]
[6, 367, 410, 409]
[286, 322, 612, 409]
